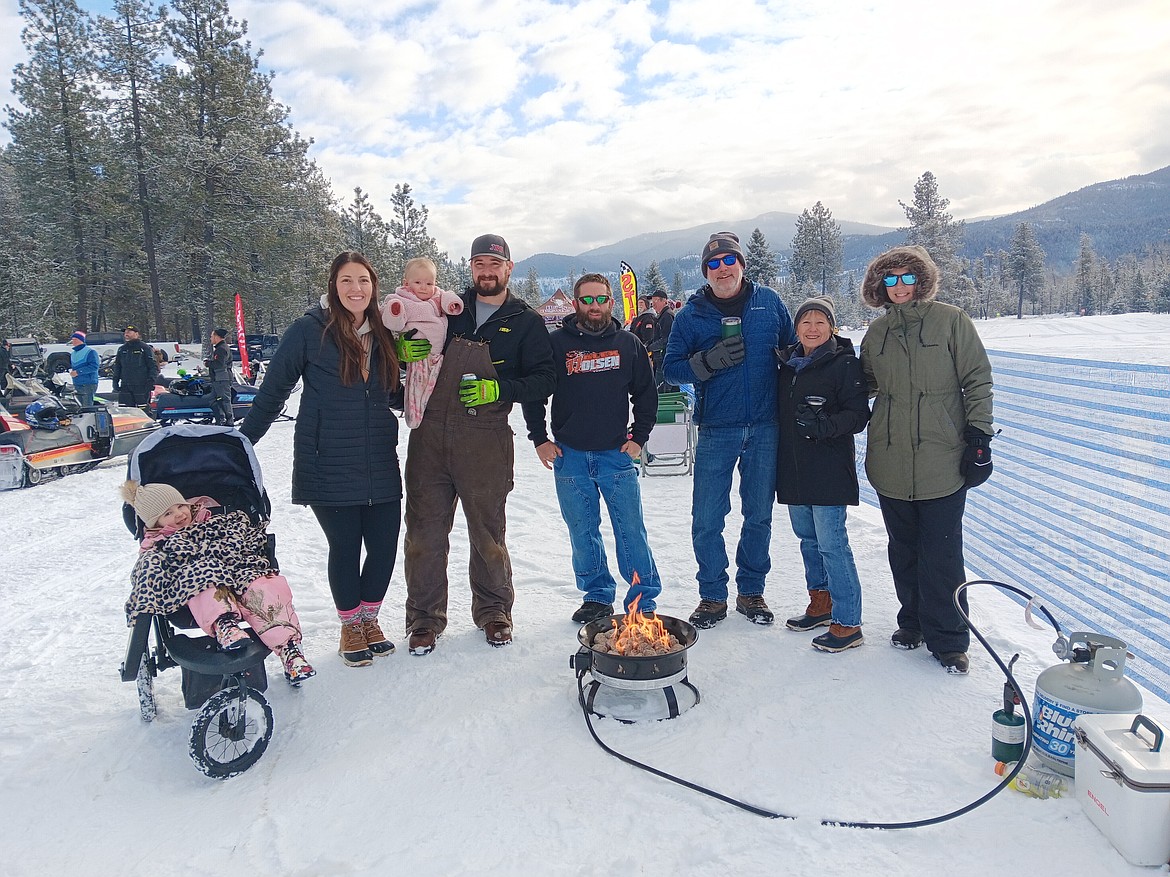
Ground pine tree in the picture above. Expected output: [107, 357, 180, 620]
[744, 227, 779, 287]
[1074, 234, 1096, 316]
[789, 203, 843, 296]
[1154, 275, 1170, 314]
[387, 183, 438, 282]
[643, 260, 666, 294]
[672, 271, 683, 297]
[521, 265, 542, 306]
[6, 0, 103, 331]
[341, 187, 392, 267]
[900, 172, 975, 310]
[1008, 222, 1045, 319]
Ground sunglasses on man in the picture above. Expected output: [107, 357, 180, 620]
[577, 294, 610, 305]
[882, 273, 917, 287]
[706, 254, 738, 271]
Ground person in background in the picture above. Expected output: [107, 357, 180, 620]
[241, 251, 403, 668]
[860, 245, 994, 675]
[112, 324, 159, 411]
[629, 295, 657, 346]
[206, 328, 235, 426]
[401, 234, 556, 654]
[663, 231, 796, 629]
[647, 289, 674, 386]
[523, 273, 661, 623]
[68, 331, 100, 408]
[122, 480, 316, 685]
[776, 296, 870, 652]
[0, 339, 10, 401]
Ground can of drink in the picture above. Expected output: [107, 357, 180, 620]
[461, 373, 478, 416]
[721, 316, 742, 338]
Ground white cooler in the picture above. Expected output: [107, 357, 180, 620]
[1074, 713, 1170, 867]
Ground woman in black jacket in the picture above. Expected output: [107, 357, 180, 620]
[776, 296, 870, 652]
[241, 252, 403, 668]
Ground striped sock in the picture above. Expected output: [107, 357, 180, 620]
[338, 606, 362, 625]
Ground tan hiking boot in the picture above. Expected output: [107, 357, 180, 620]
[361, 618, 395, 656]
[811, 623, 864, 652]
[786, 590, 833, 631]
[338, 621, 373, 667]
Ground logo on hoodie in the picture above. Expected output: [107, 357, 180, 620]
[565, 349, 620, 375]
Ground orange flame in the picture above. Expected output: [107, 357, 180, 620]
[608, 577, 673, 655]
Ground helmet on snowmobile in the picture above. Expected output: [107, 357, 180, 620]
[24, 396, 66, 430]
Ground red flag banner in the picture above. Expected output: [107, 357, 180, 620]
[234, 293, 251, 381]
[619, 261, 638, 325]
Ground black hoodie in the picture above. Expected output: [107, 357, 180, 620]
[523, 315, 657, 450]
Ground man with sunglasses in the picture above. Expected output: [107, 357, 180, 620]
[860, 245, 994, 675]
[663, 232, 796, 629]
[523, 274, 661, 623]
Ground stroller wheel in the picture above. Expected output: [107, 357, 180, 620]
[136, 655, 156, 723]
[188, 685, 273, 779]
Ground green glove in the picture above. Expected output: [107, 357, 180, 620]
[459, 378, 499, 407]
[396, 330, 431, 363]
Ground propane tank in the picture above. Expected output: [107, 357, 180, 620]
[1031, 631, 1143, 777]
[991, 654, 1026, 763]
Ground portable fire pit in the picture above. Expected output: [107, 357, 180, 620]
[571, 611, 699, 723]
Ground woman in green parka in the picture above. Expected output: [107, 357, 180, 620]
[859, 245, 993, 675]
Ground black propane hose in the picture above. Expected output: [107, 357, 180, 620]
[576, 578, 1065, 830]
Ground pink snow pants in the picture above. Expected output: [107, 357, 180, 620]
[404, 353, 443, 429]
[186, 574, 302, 650]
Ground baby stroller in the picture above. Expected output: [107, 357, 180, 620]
[118, 424, 277, 779]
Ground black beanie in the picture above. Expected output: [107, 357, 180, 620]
[700, 232, 744, 276]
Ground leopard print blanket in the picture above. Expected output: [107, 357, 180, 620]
[125, 510, 273, 624]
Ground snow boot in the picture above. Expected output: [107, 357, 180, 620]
[212, 614, 249, 651]
[361, 617, 396, 656]
[572, 601, 614, 624]
[811, 624, 864, 652]
[338, 620, 373, 667]
[735, 594, 774, 625]
[408, 628, 439, 656]
[484, 620, 513, 647]
[688, 599, 728, 629]
[277, 639, 316, 685]
[890, 628, 924, 650]
[786, 590, 833, 631]
[934, 651, 970, 675]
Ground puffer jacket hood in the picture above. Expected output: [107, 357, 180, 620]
[861, 245, 939, 308]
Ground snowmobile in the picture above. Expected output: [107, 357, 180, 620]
[150, 369, 257, 424]
[0, 385, 158, 489]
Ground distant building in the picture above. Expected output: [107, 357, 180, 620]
[536, 289, 574, 327]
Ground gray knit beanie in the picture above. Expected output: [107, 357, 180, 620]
[700, 232, 744, 276]
[794, 295, 837, 328]
[122, 480, 187, 528]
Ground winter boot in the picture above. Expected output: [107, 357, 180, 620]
[572, 601, 615, 624]
[735, 594, 775, 625]
[785, 590, 833, 631]
[890, 628, 925, 650]
[277, 638, 317, 685]
[934, 651, 970, 675]
[212, 614, 250, 651]
[688, 599, 728, 629]
[408, 628, 439, 656]
[484, 619, 513, 647]
[811, 624, 864, 652]
[338, 620, 374, 667]
[361, 617, 396, 656]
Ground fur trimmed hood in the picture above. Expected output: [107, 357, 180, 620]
[861, 245, 939, 308]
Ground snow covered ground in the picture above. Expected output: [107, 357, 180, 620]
[2, 313, 1168, 876]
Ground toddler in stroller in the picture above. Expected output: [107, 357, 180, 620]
[122, 480, 316, 685]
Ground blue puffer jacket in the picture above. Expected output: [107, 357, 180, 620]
[70, 343, 100, 385]
[240, 306, 402, 507]
[663, 280, 795, 426]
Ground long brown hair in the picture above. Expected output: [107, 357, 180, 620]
[324, 251, 399, 389]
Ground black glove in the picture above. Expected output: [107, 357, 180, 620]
[961, 426, 993, 488]
[795, 403, 832, 440]
[688, 334, 745, 381]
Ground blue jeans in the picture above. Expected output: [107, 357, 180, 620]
[74, 384, 97, 408]
[691, 422, 778, 601]
[553, 446, 661, 611]
[787, 504, 863, 626]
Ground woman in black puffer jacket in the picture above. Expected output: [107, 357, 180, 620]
[242, 252, 403, 668]
[775, 296, 870, 653]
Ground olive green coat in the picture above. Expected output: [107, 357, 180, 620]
[859, 246, 993, 501]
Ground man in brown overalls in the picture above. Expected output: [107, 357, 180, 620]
[402, 234, 556, 654]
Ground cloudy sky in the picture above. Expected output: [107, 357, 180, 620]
[2, 0, 1168, 260]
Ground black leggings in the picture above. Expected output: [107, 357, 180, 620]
[310, 501, 401, 613]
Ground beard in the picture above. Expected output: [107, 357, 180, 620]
[473, 271, 510, 296]
[578, 311, 611, 332]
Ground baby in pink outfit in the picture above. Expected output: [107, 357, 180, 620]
[381, 257, 464, 427]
